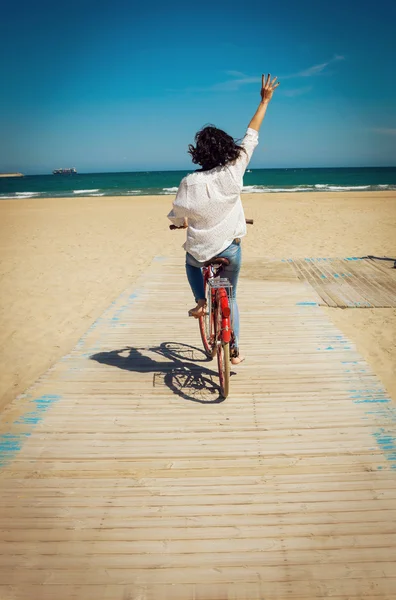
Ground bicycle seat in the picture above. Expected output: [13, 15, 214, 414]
[204, 257, 230, 268]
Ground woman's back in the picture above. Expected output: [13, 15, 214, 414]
[169, 127, 258, 261]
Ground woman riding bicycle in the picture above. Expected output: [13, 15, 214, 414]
[168, 74, 279, 364]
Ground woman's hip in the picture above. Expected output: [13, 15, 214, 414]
[186, 239, 241, 269]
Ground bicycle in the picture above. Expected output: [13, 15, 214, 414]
[170, 219, 253, 398]
[199, 255, 233, 397]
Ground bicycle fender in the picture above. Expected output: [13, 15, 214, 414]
[222, 317, 231, 344]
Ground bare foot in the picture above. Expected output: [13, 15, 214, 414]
[231, 355, 245, 365]
[188, 301, 206, 319]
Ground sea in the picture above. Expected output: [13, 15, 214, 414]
[1, 167, 395, 200]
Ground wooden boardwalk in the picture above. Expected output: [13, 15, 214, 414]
[1, 256, 396, 600]
[288, 257, 396, 308]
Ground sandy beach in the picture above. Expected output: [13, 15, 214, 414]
[0, 191, 395, 413]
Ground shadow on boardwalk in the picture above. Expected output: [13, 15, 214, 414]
[91, 342, 228, 404]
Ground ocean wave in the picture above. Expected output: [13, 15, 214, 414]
[242, 185, 315, 193]
[15, 192, 41, 197]
[267, 187, 315, 193]
[88, 193, 105, 196]
[242, 186, 269, 193]
[324, 185, 371, 191]
[126, 190, 142, 194]
[73, 189, 100, 194]
[163, 187, 178, 193]
[0, 192, 42, 199]
[242, 184, 391, 193]
[315, 184, 371, 191]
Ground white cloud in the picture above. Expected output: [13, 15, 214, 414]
[282, 85, 313, 97]
[212, 76, 260, 91]
[176, 56, 345, 94]
[282, 55, 345, 79]
[371, 128, 396, 135]
[218, 55, 345, 90]
[225, 70, 247, 78]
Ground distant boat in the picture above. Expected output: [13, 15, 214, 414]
[53, 168, 77, 175]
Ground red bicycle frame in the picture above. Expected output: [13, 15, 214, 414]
[218, 287, 231, 344]
[202, 263, 233, 348]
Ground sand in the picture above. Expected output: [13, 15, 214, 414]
[0, 191, 395, 412]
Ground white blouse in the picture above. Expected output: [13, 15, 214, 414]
[167, 127, 259, 262]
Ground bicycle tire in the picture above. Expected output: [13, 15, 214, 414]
[199, 313, 212, 357]
[218, 341, 230, 398]
[215, 293, 230, 397]
[199, 277, 216, 358]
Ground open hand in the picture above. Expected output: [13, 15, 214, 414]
[261, 74, 280, 103]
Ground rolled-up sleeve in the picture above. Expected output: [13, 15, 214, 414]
[167, 178, 188, 226]
[229, 128, 259, 182]
[241, 127, 259, 162]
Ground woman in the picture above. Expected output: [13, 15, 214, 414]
[168, 73, 279, 364]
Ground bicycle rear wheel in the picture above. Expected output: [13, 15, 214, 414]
[217, 341, 230, 398]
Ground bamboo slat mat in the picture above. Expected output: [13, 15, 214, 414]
[286, 257, 396, 307]
[1, 256, 396, 600]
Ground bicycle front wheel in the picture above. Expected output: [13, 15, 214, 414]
[199, 278, 216, 358]
[217, 342, 230, 398]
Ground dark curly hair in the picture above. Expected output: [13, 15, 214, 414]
[188, 125, 245, 171]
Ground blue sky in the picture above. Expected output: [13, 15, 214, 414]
[1, 0, 395, 174]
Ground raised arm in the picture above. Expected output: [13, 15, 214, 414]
[248, 74, 279, 132]
[229, 73, 279, 178]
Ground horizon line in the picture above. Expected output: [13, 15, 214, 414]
[8, 164, 396, 177]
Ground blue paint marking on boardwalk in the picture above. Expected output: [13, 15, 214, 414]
[349, 380, 396, 469]
[337, 298, 396, 470]
[0, 393, 62, 468]
[110, 293, 138, 328]
[14, 394, 62, 426]
[296, 302, 318, 306]
[355, 397, 390, 404]
[0, 433, 31, 467]
[373, 428, 396, 468]
[0, 283, 142, 469]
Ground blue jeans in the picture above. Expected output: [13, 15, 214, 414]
[185, 241, 242, 351]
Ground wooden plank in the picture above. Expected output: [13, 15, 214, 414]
[0, 564, 396, 584]
[1, 586, 395, 600]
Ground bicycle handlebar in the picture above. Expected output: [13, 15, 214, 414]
[169, 224, 186, 230]
[169, 219, 254, 230]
